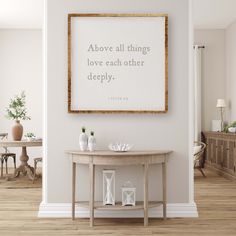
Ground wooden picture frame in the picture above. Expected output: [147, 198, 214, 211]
[68, 14, 168, 113]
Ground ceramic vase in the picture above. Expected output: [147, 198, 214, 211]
[88, 133, 96, 152]
[12, 120, 23, 141]
[79, 129, 88, 151]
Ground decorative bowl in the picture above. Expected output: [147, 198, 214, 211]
[228, 127, 236, 133]
[108, 143, 132, 152]
[26, 137, 36, 141]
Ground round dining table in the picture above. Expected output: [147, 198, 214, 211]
[0, 140, 42, 180]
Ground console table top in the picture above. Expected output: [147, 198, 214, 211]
[204, 131, 236, 137]
[66, 150, 172, 156]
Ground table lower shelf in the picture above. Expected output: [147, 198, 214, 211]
[74, 201, 163, 211]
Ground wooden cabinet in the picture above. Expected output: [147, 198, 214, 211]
[203, 132, 236, 179]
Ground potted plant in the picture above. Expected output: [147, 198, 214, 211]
[88, 131, 96, 151]
[79, 126, 88, 151]
[6, 91, 31, 141]
[224, 121, 236, 133]
[25, 132, 36, 141]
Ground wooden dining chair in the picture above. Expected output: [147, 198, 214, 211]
[194, 141, 207, 177]
[0, 133, 16, 178]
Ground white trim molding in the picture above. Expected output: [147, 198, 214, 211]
[38, 202, 198, 218]
[188, 0, 195, 204]
[42, 0, 48, 204]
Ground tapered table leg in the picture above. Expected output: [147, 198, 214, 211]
[143, 163, 149, 226]
[72, 162, 76, 220]
[162, 160, 167, 220]
[89, 162, 95, 227]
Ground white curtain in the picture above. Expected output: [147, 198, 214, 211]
[193, 46, 202, 141]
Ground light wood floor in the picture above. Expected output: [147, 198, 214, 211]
[0, 169, 236, 236]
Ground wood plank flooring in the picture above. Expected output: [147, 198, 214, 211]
[0, 169, 236, 235]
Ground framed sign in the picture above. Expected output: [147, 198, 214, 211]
[68, 14, 168, 113]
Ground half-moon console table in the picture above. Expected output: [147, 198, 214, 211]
[66, 150, 172, 227]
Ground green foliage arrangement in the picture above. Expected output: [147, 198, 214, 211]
[224, 121, 236, 132]
[25, 132, 35, 138]
[6, 91, 31, 121]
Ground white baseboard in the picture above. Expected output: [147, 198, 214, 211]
[38, 202, 198, 218]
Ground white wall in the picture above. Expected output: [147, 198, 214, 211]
[42, 0, 194, 216]
[0, 29, 42, 166]
[194, 30, 226, 131]
[226, 20, 236, 122]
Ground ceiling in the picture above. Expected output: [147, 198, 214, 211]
[193, 0, 236, 29]
[0, 0, 236, 30]
[0, 0, 43, 29]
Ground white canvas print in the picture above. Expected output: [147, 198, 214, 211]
[68, 14, 168, 113]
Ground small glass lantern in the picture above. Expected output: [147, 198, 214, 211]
[103, 170, 115, 205]
[122, 181, 136, 206]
